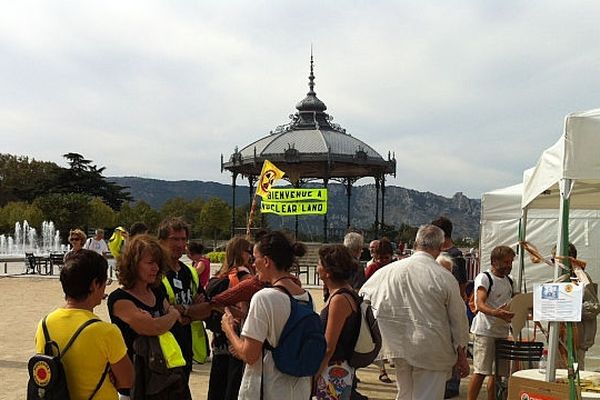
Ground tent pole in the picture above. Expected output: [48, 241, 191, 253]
[546, 178, 572, 383]
[517, 208, 528, 294]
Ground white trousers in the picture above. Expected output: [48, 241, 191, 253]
[392, 358, 449, 400]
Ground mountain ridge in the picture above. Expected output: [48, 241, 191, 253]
[109, 176, 481, 239]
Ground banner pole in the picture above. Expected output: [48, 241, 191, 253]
[246, 194, 258, 240]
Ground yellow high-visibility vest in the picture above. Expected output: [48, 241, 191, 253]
[158, 331, 187, 368]
[162, 263, 209, 363]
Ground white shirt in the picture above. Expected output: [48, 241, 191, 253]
[238, 288, 312, 400]
[83, 238, 108, 256]
[359, 251, 469, 372]
[470, 270, 513, 338]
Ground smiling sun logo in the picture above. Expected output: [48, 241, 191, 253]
[565, 284, 573, 293]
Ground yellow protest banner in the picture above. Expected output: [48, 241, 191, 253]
[260, 200, 328, 215]
[256, 160, 285, 199]
[266, 188, 327, 202]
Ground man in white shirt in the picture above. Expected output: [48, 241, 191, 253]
[83, 229, 109, 257]
[360, 225, 470, 400]
[467, 245, 515, 400]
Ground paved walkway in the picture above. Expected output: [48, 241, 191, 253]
[1, 274, 597, 399]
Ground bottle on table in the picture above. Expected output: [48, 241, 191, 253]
[538, 349, 548, 373]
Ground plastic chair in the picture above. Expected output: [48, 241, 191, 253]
[494, 339, 544, 400]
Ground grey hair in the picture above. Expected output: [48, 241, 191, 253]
[343, 232, 364, 255]
[415, 225, 445, 251]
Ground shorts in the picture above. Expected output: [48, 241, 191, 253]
[472, 334, 499, 375]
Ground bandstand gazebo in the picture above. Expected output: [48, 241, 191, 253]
[221, 57, 396, 242]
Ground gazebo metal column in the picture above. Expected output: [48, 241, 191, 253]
[294, 180, 301, 239]
[375, 177, 380, 234]
[381, 175, 386, 227]
[323, 177, 329, 243]
[248, 176, 255, 205]
[345, 178, 352, 229]
[231, 172, 238, 237]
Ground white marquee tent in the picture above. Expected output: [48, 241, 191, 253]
[480, 183, 600, 288]
[519, 108, 600, 383]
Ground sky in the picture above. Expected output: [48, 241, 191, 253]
[3, 1, 600, 199]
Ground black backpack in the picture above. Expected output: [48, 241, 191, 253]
[204, 275, 231, 333]
[27, 317, 109, 400]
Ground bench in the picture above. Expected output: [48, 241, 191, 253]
[25, 253, 51, 275]
[49, 253, 65, 273]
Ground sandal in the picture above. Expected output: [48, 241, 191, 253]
[379, 372, 393, 384]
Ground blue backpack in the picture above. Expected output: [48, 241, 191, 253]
[265, 285, 326, 377]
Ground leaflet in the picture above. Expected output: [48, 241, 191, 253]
[533, 282, 583, 322]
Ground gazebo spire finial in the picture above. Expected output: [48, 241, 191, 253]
[308, 45, 316, 95]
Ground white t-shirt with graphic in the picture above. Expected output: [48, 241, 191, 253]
[238, 287, 312, 400]
[83, 238, 109, 256]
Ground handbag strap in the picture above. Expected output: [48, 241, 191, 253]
[60, 318, 102, 358]
[41, 316, 108, 399]
[42, 315, 100, 359]
[88, 363, 110, 400]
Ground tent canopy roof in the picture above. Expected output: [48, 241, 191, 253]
[522, 108, 600, 210]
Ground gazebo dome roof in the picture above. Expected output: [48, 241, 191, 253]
[222, 56, 395, 181]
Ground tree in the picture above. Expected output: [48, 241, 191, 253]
[56, 153, 132, 210]
[198, 198, 231, 241]
[234, 203, 265, 234]
[117, 201, 161, 234]
[0, 154, 61, 206]
[33, 193, 93, 239]
[88, 197, 117, 229]
[0, 201, 44, 234]
[160, 197, 205, 238]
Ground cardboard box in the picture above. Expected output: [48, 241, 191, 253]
[508, 376, 576, 400]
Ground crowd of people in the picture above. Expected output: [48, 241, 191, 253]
[33, 213, 597, 400]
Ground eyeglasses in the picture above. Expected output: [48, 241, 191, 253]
[167, 236, 188, 243]
[69, 238, 80, 242]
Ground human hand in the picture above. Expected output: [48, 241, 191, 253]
[221, 309, 237, 334]
[495, 308, 515, 322]
[188, 302, 212, 321]
[193, 293, 206, 303]
[456, 356, 470, 378]
[455, 347, 470, 378]
[167, 305, 181, 319]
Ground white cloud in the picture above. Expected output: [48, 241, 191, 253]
[2, 1, 600, 198]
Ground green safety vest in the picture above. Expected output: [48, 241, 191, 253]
[162, 263, 209, 364]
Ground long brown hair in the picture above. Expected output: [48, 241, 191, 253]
[217, 236, 252, 277]
[117, 234, 171, 289]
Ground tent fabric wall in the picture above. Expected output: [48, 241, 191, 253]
[480, 184, 600, 287]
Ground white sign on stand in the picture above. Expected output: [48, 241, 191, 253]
[533, 282, 583, 322]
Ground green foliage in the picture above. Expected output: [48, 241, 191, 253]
[198, 198, 231, 240]
[0, 202, 44, 233]
[55, 153, 132, 210]
[0, 154, 61, 206]
[0, 152, 131, 211]
[206, 251, 225, 263]
[88, 197, 117, 229]
[117, 201, 161, 234]
[159, 197, 205, 237]
[234, 203, 265, 233]
[33, 193, 93, 238]
[396, 223, 419, 245]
